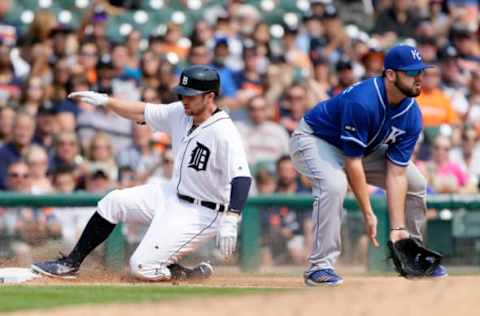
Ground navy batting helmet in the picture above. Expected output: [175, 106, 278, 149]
[174, 65, 220, 96]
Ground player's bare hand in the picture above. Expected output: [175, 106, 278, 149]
[68, 91, 109, 107]
[390, 229, 410, 243]
[216, 213, 239, 260]
[363, 212, 379, 247]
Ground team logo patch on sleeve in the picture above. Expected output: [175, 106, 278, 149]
[188, 142, 210, 171]
[344, 125, 356, 132]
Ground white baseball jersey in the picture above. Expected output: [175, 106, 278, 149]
[144, 101, 251, 204]
[97, 101, 251, 281]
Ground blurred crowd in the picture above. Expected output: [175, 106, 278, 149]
[0, 0, 479, 265]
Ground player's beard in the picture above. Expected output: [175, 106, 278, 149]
[394, 76, 422, 97]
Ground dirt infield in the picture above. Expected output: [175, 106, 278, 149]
[9, 273, 480, 316]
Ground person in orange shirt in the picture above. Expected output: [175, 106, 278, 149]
[416, 66, 460, 127]
[155, 23, 189, 61]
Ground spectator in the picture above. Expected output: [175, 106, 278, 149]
[19, 76, 49, 116]
[116, 124, 162, 183]
[78, 4, 110, 56]
[450, 25, 480, 78]
[5, 160, 31, 193]
[0, 41, 21, 105]
[360, 48, 385, 79]
[76, 41, 99, 86]
[187, 43, 211, 67]
[85, 132, 118, 182]
[95, 57, 114, 96]
[148, 147, 174, 186]
[141, 86, 161, 104]
[49, 25, 75, 61]
[51, 58, 73, 103]
[254, 168, 276, 196]
[118, 165, 139, 189]
[438, 45, 470, 115]
[0, 111, 35, 190]
[254, 168, 277, 266]
[281, 26, 312, 75]
[2, 161, 60, 265]
[48, 131, 83, 183]
[330, 57, 357, 96]
[236, 96, 290, 166]
[305, 56, 331, 103]
[25, 144, 53, 194]
[155, 22, 189, 61]
[33, 104, 59, 152]
[424, 135, 469, 193]
[280, 83, 310, 134]
[466, 70, 480, 133]
[450, 125, 480, 191]
[416, 66, 461, 128]
[84, 164, 114, 194]
[140, 49, 161, 89]
[0, 105, 14, 145]
[52, 165, 76, 193]
[51, 166, 97, 250]
[416, 36, 439, 64]
[263, 156, 311, 265]
[319, 4, 349, 63]
[190, 20, 214, 46]
[125, 30, 142, 70]
[111, 43, 141, 81]
[252, 22, 274, 60]
[372, 0, 421, 40]
[210, 37, 239, 110]
[232, 44, 266, 110]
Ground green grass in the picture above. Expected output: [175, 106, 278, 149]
[0, 285, 277, 313]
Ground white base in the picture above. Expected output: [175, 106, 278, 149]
[0, 267, 42, 284]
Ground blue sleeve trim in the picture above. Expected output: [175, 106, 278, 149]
[386, 153, 409, 166]
[340, 135, 367, 148]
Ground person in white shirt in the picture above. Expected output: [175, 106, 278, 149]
[236, 96, 290, 166]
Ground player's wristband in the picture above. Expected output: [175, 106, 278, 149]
[390, 226, 407, 231]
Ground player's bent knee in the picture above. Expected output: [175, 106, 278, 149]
[129, 258, 172, 281]
[408, 175, 427, 197]
[97, 189, 125, 224]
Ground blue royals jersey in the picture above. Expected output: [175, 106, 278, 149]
[304, 76, 422, 166]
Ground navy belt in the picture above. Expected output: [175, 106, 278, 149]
[177, 193, 227, 212]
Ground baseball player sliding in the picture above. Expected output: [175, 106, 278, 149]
[32, 65, 252, 281]
[290, 44, 447, 286]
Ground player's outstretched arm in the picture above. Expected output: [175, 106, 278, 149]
[68, 91, 146, 122]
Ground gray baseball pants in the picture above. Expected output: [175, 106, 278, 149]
[290, 119, 427, 273]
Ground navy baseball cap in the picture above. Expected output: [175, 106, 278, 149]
[384, 44, 433, 71]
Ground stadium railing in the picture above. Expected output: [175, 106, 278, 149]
[0, 192, 478, 272]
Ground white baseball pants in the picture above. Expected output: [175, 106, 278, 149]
[97, 182, 221, 280]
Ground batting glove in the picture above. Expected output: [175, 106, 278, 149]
[216, 212, 240, 259]
[68, 91, 109, 106]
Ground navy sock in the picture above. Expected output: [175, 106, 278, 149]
[67, 212, 116, 266]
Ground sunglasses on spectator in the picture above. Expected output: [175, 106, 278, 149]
[8, 172, 29, 178]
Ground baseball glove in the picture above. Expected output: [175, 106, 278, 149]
[387, 237, 443, 278]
